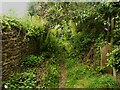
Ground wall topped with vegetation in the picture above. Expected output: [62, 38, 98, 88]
[1, 16, 38, 80]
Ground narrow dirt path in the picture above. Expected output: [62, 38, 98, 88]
[36, 64, 47, 86]
[59, 63, 67, 88]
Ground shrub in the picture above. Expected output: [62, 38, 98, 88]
[95, 66, 105, 73]
[3, 71, 37, 89]
[22, 55, 43, 67]
[71, 32, 95, 58]
[1, 15, 22, 31]
[107, 46, 120, 71]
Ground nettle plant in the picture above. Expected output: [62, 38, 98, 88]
[107, 19, 120, 71]
[22, 55, 43, 67]
[1, 15, 22, 31]
[4, 70, 37, 89]
[107, 46, 120, 71]
[20, 14, 47, 37]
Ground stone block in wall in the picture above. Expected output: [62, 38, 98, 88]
[101, 43, 113, 74]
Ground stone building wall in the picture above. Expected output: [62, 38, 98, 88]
[2, 28, 37, 80]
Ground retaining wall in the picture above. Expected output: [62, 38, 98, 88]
[2, 28, 37, 80]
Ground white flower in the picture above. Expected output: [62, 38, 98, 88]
[4, 85, 8, 88]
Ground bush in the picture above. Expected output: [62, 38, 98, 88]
[107, 46, 120, 71]
[95, 66, 105, 73]
[71, 32, 95, 58]
[1, 15, 22, 31]
[22, 55, 43, 67]
[3, 71, 37, 89]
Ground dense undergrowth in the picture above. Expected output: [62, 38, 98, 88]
[1, 2, 120, 89]
[3, 54, 60, 89]
[3, 54, 120, 89]
[65, 57, 120, 88]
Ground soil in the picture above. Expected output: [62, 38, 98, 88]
[59, 63, 67, 88]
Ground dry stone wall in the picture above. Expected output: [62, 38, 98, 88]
[2, 28, 37, 80]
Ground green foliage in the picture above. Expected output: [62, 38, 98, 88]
[71, 32, 95, 57]
[95, 66, 105, 73]
[3, 54, 61, 89]
[86, 74, 120, 88]
[1, 15, 22, 30]
[28, 2, 97, 30]
[20, 14, 48, 53]
[65, 58, 97, 88]
[26, 2, 105, 56]
[93, 34, 107, 67]
[107, 15, 120, 70]
[113, 16, 120, 45]
[44, 64, 60, 88]
[27, 2, 37, 16]
[107, 46, 120, 71]
[1, 13, 47, 36]
[40, 55, 60, 88]
[43, 29, 60, 53]
[20, 14, 46, 37]
[65, 57, 120, 88]
[96, 2, 120, 18]
[3, 70, 37, 89]
[2, 2, 120, 88]
[22, 55, 43, 67]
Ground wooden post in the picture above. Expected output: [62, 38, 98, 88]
[111, 16, 116, 79]
[111, 16, 114, 46]
[107, 17, 110, 42]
